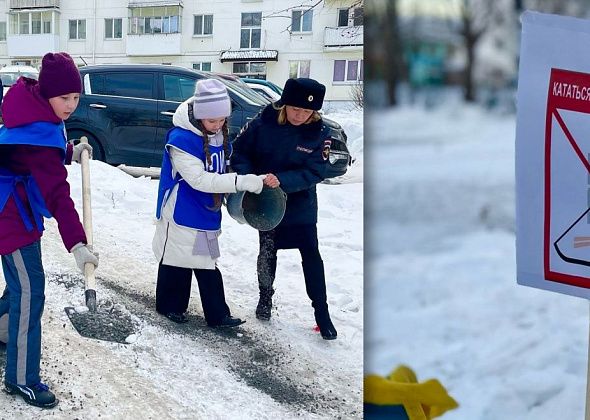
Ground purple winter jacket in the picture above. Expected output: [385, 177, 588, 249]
[0, 77, 86, 255]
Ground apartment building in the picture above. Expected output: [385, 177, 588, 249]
[0, 0, 363, 103]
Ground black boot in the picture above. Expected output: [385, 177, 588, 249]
[315, 309, 337, 340]
[161, 311, 189, 324]
[4, 382, 58, 408]
[256, 288, 274, 320]
[211, 315, 245, 328]
[301, 250, 336, 339]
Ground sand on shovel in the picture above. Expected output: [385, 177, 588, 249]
[65, 300, 137, 344]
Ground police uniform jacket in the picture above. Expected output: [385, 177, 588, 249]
[231, 104, 328, 226]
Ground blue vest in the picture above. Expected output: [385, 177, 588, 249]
[156, 127, 230, 230]
[0, 122, 67, 232]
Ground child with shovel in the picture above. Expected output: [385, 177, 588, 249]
[0, 52, 98, 408]
[153, 78, 264, 328]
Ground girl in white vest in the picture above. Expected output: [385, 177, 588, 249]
[153, 78, 264, 327]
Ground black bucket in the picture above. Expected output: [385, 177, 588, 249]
[227, 186, 287, 231]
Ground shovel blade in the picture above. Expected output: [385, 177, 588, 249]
[64, 306, 136, 344]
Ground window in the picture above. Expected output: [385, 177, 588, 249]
[291, 9, 312, 32]
[192, 62, 212, 71]
[289, 60, 310, 79]
[338, 7, 363, 27]
[333, 59, 363, 83]
[240, 12, 261, 48]
[105, 18, 123, 39]
[31, 12, 41, 34]
[232, 61, 266, 77]
[69, 19, 86, 40]
[163, 74, 197, 102]
[42, 12, 52, 34]
[10, 12, 55, 35]
[129, 6, 181, 35]
[193, 14, 213, 35]
[89, 72, 155, 99]
[0, 22, 6, 41]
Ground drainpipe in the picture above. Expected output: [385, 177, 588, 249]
[92, 0, 97, 64]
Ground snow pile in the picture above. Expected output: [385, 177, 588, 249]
[365, 104, 588, 419]
[0, 111, 363, 419]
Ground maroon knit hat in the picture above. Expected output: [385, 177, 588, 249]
[38, 52, 82, 99]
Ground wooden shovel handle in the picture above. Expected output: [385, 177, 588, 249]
[80, 136, 93, 246]
[79, 136, 96, 308]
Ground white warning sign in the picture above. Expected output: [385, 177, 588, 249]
[516, 12, 590, 298]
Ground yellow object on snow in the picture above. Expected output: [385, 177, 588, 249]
[364, 365, 459, 420]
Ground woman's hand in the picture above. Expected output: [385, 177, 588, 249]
[263, 173, 280, 188]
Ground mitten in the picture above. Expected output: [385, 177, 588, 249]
[236, 174, 265, 194]
[71, 242, 99, 272]
[72, 142, 93, 163]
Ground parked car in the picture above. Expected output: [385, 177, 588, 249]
[0, 65, 39, 97]
[65, 64, 351, 178]
[241, 78, 284, 96]
[245, 82, 282, 102]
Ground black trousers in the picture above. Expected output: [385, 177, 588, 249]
[156, 264, 230, 326]
[258, 224, 328, 313]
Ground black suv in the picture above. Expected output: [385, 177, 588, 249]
[65, 64, 351, 178]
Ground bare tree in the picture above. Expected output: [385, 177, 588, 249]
[265, 0, 364, 34]
[350, 81, 363, 109]
[456, 0, 497, 102]
[366, 0, 404, 106]
[457, 0, 588, 102]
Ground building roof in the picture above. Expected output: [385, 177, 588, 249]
[220, 50, 279, 62]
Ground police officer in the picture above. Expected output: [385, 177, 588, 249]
[231, 78, 337, 340]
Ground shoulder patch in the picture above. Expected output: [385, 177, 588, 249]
[322, 139, 331, 161]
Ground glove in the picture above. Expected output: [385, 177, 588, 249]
[236, 174, 265, 194]
[71, 242, 99, 272]
[72, 142, 93, 163]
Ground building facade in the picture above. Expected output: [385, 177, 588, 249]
[0, 0, 363, 103]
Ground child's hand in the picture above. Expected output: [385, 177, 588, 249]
[72, 142, 93, 163]
[236, 174, 264, 194]
[71, 243, 99, 272]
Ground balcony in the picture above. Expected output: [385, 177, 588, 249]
[128, 0, 182, 6]
[6, 34, 60, 57]
[324, 25, 363, 51]
[126, 33, 182, 56]
[7, 34, 59, 57]
[9, 0, 59, 8]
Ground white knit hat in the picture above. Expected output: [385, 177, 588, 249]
[192, 79, 232, 119]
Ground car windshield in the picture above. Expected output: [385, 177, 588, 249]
[218, 77, 270, 106]
[0, 72, 38, 86]
[266, 81, 283, 94]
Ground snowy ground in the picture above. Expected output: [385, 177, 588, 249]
[365, 103, 589, 419]
[0, 110, 363, 419]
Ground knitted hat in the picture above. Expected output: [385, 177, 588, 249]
[279, 78, 325, 111]
[192, 79, 232, 119]
[38, 52, 82, 99]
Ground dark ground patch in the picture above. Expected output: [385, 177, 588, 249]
[50, 272, 82, 290]
[47, 272, 358, 418]
[101, 278, 331, 412]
